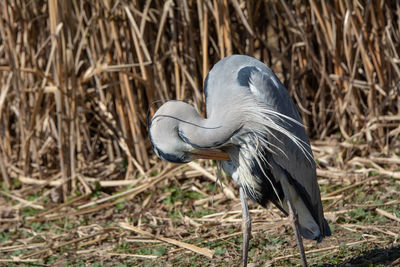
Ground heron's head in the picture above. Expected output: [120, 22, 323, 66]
[148, 101, 229, 164]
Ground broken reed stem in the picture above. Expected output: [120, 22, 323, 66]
[119, 222, 215, 259]
[376, 208, 400, 223]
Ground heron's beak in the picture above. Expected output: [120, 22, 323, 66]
[189, 149, 230, 161]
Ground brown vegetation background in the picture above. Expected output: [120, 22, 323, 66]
[0, 1, 399, 265]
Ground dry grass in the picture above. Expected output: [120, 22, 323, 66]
[0, 0, 400, 266]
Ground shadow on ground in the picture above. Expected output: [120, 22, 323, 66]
[320, 245, 400, 267]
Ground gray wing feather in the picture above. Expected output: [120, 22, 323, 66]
[247, 67, 328, 235]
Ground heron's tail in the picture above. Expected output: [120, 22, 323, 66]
[281, 176, 331, 242]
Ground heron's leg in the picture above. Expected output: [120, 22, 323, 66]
[280, 176, 308, 267]
[287, 198, 308, 267]
[239, 186, 251, 267]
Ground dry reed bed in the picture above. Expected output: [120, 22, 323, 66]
[0, 0, 400, 264]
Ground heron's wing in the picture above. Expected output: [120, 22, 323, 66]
[245, 66, 330, 238]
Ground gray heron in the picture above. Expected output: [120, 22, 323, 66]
[148, 55, 331, 266]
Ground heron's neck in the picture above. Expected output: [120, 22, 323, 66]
[179, 111, 241, 148]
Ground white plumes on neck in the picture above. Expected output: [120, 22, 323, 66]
[228, 95, 314, 203]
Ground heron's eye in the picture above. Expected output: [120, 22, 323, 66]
[180, 154, 188, 162]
